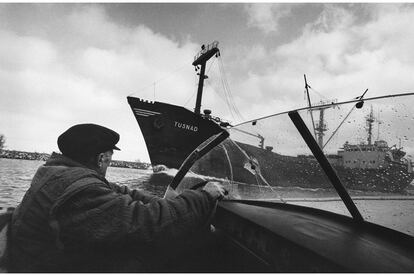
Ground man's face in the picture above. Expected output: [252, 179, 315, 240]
[98, 150, 114, 176]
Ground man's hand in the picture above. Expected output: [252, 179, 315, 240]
[163, 185, 179, 199]
[202, 182, 227, 200]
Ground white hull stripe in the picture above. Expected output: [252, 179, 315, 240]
[133, 108, 161, 115]
[134, 111, 160, 117]
[134, 111, 154, 116]
[134, 112, 150, 117]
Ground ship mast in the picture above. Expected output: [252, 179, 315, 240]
[192, 41, 220, 114]
[303, 75, 335, 149]
[304, 75, 317, 139]
[376, 108, 383, 141]
[366, 105, 375, 145]
[315, 105, 330, 148]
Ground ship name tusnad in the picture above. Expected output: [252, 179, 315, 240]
[174, 121, 198, 132]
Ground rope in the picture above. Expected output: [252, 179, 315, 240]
[323, 105, 356, 149]
[205, 79, 228, 104]
[206, 57, 216, 75]
[218, 56, 245, 122]
[184, 90, 197, 108]
[309, 86, 329, 101]
[222, 61, 244, 120]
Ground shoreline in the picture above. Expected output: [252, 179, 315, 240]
[0, 149, 151, 170]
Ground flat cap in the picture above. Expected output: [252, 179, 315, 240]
[58, 123, 120, 158]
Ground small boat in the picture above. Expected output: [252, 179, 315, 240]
[2, 109, 414, 271]
[1, 42, 414, 272]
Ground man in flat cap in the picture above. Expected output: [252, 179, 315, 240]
[9, 123, 226, 272]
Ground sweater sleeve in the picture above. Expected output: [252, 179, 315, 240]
[108, 182, 160, 204]
[55, 182, 216, 248]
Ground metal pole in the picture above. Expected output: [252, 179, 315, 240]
[289, 110, 364, 222]
[195, 62, 206, 114]
[304, 75, 317, 140]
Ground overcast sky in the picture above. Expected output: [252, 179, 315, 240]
[1, 3, 414, 162]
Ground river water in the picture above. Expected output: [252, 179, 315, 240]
[1, 158, 414, 237]
[0, 158, 165, 208]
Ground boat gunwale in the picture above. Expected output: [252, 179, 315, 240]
[216, 199, 414, 272]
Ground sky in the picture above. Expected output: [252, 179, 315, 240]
[1, 3, 414, 162]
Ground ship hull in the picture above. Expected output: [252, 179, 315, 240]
[191, 140, 414, 194]
[127, 97, 223, 169]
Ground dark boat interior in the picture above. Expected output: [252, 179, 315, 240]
[1, 199, 414, 272]
[209, 200, 414, 272]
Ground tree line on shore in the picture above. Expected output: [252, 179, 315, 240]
[0, 134, 5, 150]
[0, 149, 151, 170]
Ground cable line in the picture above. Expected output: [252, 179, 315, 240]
[129, 63, 189, 97]
[218, 56, 244, 122]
